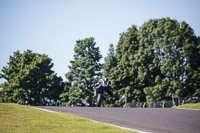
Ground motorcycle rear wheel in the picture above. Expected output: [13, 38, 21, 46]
[97, 93, 103, 107]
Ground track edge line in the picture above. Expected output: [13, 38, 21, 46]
[32, 107, 150, 133]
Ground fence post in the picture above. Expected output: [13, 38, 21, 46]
[143, 102, 146, 108]
[178, 97, 180, 106]
[162, 101, 165, 108]
[122, 95, 127, 108]
[182, 100, 184, 105]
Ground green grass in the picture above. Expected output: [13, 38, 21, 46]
[176, 103, 200, 109]
[0, 103, 136, 133]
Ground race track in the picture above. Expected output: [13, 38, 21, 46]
[34, 106, 200, 133]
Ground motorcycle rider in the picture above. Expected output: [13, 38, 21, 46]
[93, 74, 113, 98]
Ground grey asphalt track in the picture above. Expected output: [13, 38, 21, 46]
[34, 106, 200, 133]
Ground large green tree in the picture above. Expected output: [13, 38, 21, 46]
[184, 36, 200, 98]
[101, 43, 117, 107]
[102, 43, 116, 76]
[140, 18, 200, 103]
[110, 25, 146, 107]
[0, 50, 64, 105]
[60, 37, 102, 106]
[109, 18, 200, 106]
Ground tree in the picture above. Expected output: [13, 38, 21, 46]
[184, 37, 200, 98]
[102, 43, 116, 77]
[139, 18, 200, 103]
[60, 37, 102, 106]
[101, 43, 117, 106]
[109, 18, 200, 106]
[110, 25, 146, 107]
[0, 50, 64, 105]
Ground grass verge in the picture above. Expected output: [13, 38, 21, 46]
[0, 103, 136, 133]
[176, 103, 200, 109]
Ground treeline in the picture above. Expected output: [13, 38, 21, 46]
[0, 18, 200, 106]
[0, 50, 64, 105]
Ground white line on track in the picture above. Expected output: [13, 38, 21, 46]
[32, 107, 150, 133]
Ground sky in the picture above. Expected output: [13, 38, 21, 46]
[0, 0, 200, 84]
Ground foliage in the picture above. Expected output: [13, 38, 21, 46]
[0, 50, 64, 105]
[140, 18, 200, 103]
[102, 43, 117, 76]
[102, 44, 117, 107]
[109, 18, 200, 106]
[1, 18, 199, 107]
[110, 25, 146, 107]
[60, 37, 102, 106]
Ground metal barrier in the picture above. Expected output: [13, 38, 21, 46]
[123, 99, 200, 108]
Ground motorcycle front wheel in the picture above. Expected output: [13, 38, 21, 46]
[96, 93, 103, 107]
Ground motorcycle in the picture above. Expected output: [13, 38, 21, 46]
[95, 85, 107, 107]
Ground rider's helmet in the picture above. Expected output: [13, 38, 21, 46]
[102, 74, 108, 81]
[102, 74, 107, 78]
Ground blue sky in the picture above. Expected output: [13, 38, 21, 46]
[0, 0, 200, 84]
